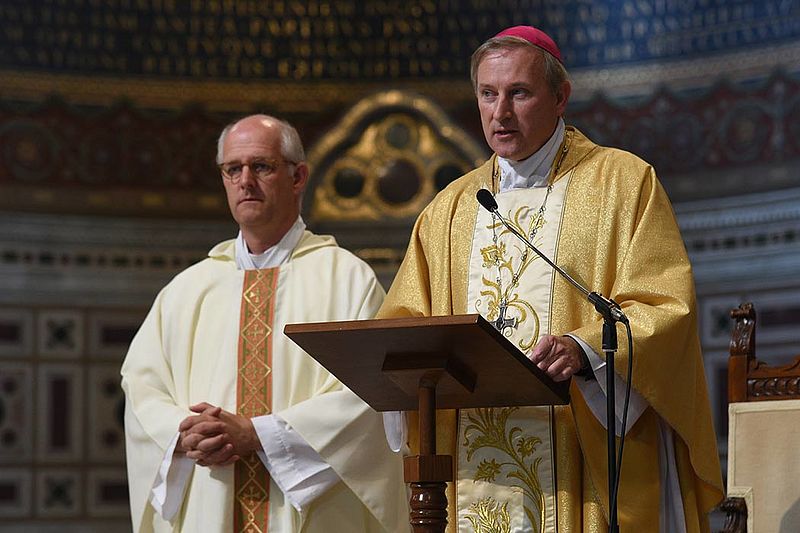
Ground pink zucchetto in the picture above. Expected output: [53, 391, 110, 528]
[495, 26, 563, 64]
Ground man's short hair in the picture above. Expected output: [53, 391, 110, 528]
[216, 115, 306, 165]
[470, 36, 569, 98]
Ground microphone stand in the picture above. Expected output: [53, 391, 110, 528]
[477, 189, 626, 532]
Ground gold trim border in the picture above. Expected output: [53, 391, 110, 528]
[0, 183, 229, 218]
[0, 70, 475, 113]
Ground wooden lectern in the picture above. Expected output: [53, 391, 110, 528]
[285, 314, 569, 532]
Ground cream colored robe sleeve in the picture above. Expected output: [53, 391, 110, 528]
[122, 287, 197, 533]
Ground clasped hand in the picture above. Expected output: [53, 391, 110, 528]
[175, 402, 261, 467]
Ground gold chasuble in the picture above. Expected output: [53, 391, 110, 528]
[378, 127, 724, 532]
[235, 269, 279, 532]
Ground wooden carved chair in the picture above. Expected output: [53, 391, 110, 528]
[720, 303, 800, 533]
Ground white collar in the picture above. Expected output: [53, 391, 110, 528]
[498, 118, 565, 191]
[234, 216, 307, 270]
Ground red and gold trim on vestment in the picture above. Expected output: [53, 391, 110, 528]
[234, 268, 279, 533]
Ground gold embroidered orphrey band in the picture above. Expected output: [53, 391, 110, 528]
[235, 268, 280, 532]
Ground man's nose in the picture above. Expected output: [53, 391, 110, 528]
[493, 94, 513, 121]
[239, 164, 257, 187]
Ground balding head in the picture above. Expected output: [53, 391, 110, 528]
[217, 114, 305, 166]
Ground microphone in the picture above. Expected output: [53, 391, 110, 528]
[475, 188, 628, 324]
[476, 188, 498, 212]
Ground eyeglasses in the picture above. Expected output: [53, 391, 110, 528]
[218, 158, 297, 183]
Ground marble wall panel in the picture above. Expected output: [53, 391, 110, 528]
[87, 365, 126, 463]
[36, 310, 84, 360]
[36, 364, 83, 464]
[0, 309, 33, 359]
[0, 468, 32, 519]
[87, 468, 129, 518]
[35, 469, 82, 518]
[0, 362, 33, 463]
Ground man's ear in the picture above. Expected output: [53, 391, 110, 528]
[556, 80, 571, 116]
[292, 162, 309, 193]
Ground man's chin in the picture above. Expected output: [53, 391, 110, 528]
[234, 206, 268, 222]
[491, 144, 529, 161]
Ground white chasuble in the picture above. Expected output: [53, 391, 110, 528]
[460, 174, 571, 533]
[122, 234, 408, 533]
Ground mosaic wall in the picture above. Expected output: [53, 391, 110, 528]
[1, 1, 798, 87]
[1, 1, 799, 219]
[0, 305, 144, 525]
[569, 72, 800, 200]
[0, 213, 233, 529]
[1, 71, 799, 221]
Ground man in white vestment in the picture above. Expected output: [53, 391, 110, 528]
[122, 114, 409, 532]
[378, 27, 723, 532]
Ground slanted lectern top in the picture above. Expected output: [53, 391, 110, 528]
[284, 313, 569, 411]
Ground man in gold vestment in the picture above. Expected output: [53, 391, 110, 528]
[378, 26, 723, 532]
[122, 115, 408, 532]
